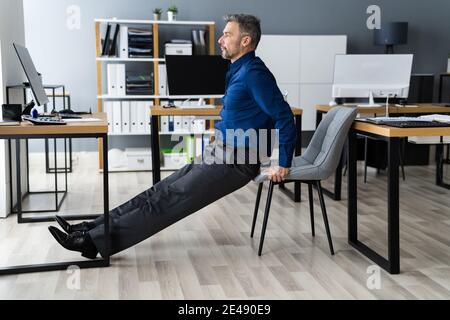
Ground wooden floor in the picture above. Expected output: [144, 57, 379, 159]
[0, 151, 449, 300]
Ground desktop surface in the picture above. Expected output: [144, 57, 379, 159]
[361, 118, 450, 128]
[0, 113, 107, 136]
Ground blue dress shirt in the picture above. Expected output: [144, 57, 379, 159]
[215, 51, 297, 168]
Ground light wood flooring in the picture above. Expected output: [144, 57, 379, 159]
[0, 151, 449, 300]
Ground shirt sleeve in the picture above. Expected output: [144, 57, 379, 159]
[245, 64, 297, 168]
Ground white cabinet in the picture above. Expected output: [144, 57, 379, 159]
[299, 36, 347, 83]
[257, 35, 347, 131]
[257, 36, 301, 84]
[299, 84, 333, 128]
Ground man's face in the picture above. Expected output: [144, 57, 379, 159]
[218, 22, 250, 61]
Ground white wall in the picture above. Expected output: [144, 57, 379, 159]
[257, 35, 347, 131]
[0, 0, 26, 218]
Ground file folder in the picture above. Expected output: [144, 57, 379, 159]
[121, 101, 130, 133]
[174, 116, 183, 132]
[107, 64, 117, 96]
[158, 64, 167, 96]
[104, 101, 113, 133]
[109, 24, 120, 57]
[144, 101, 153, 133]
[101, 23, 112, 56]
[112, 101, 122, 134]
[119, 25, 129, 59]
[161, 116, 170, 133]
[136, 102, 144, 133]
[182, 116, 192, 132]
[130, 101, 139, 134]
[116, 64, 126, 96]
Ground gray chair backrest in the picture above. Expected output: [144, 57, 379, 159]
[297, 107, 357, 180]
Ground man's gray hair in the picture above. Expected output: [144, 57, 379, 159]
[223, 14, 262, 49]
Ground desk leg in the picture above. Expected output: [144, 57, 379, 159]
[387, 137, 400, 274]
[15, 139, 23, 224]
[436, 144, 450, 189]
[102, 135, 111, 265]
[348, 131, 400, 275]
[316, 111, 324, 129]
[0, 137, 110, 275]
[293, 115, 302, 202]
[151, 115, 161, 184]
[348, 130, 358, 243]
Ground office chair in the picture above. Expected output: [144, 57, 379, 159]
[251, 107, 357, 256]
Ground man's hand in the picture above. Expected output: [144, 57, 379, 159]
[264, 166, 290, 183]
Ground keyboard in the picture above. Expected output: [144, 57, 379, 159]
[23, 116, 66, 126]
[59, 114, 82, 119]
[177, 105, 217, 109]
[364, 119, 450, 128]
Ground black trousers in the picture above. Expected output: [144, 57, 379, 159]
[89, 146, 260, 257]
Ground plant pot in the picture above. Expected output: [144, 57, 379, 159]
[167, 11, 177, 21]
[153, 13, 160, 21]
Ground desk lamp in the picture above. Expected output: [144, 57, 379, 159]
[374, 22, 408, 54]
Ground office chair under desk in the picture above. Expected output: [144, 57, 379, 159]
[251, 107, 357, 256]
[363, 136, 407, 183]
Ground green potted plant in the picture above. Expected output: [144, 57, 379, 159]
[153, 8, 162, 21]
[167, 5, 178, 21]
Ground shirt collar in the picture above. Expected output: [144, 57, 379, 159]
[229, 51, 255, 74]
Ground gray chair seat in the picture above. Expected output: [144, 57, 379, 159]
[255, 107, 358, 183]
[251, 107, 358, 256]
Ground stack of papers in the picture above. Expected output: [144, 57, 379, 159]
[0, 121, 20, 126]
[419, 114, 450, 123]
[63, 118, 102, 123]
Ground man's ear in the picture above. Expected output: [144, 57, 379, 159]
[241, 35, 252, 48]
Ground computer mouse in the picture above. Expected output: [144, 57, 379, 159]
[329, 101, 338, 107]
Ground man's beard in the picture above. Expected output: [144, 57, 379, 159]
[221, 49, 234, 60]
[221, 48, 233, 60]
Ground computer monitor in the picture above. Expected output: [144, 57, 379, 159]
[332, 54, 414, 107]
[13, 43, 49, 106]
[165, 55, 229, 99]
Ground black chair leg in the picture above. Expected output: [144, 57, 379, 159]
[251, 183, 264, 238]
[258, 181, 275, 256]
[316, 181, 335, 256]
[308, 183, 315, 237]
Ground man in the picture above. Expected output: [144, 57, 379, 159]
[48, 14, 297, 259]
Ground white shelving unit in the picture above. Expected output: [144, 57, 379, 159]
[108, 130, 215, 137]
[95, 18, 216, 171]
[96, 57, 165, 62]
[95, 19, 215, 26]
[98, 94, 222, 100]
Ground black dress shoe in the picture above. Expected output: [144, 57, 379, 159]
[48, 226, 98, 259]
[55, 215, 93, 234]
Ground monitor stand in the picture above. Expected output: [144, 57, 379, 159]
[357, 91, 381, 108]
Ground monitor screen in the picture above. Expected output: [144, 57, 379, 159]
[165, 55, 229, 96]
[332, 54, 414, 99]
[13, 43, 49, 106]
